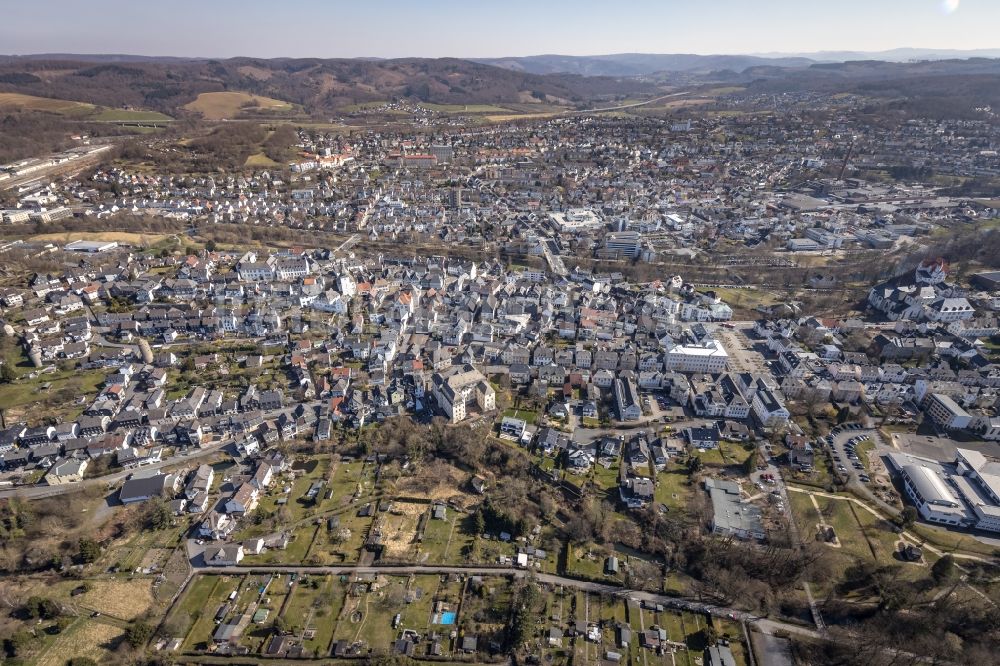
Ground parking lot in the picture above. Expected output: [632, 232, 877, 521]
[888, 431, 1000, 463]
[828, 425, 877, 485]
[709, 323, 771, 374]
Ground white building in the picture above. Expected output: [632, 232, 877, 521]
[431, 364, 496, 423]
[665, 338, 729, 374]
[548, 208, 602, 232]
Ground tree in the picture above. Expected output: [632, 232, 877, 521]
[701, 624, 719, 647]
[205, 239, 218, 252]
[124, 620, 154, 648]
[23, 596, 61, 620]
[144, 499, 172, 530]
[7, 629, 35, 656]
[78, 538, 101, 564]
[0, 363, 16, 384]
[931, 554, 958, 585]
[897, 506, 918, 530]
[472, 510, 485, 536]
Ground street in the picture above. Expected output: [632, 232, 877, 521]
[191, 563, 820, 641]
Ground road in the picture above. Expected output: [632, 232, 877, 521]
[194, 563, 819, 640]
[540, 237, 568, 277]
[571, 91, 692, 115]
[2, 395, 329, 501]
[826, 425, 898, 516]
[0, 437, 233, 500]
[333, 233, 359, 255]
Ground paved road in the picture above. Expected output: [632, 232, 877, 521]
[333, 233, 359, 255]
[194, 563, 820, 640]
[0, 438, 233, 500]
[571, 91, 692, 114]
[826, 425, 898, 516]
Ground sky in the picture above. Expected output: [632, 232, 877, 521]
[2, 0, 997, 59]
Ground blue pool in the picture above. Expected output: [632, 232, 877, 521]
[436, 611, 457, 625]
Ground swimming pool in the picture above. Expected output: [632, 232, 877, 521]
[436, 611, 457, 625]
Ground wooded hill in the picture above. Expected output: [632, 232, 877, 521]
[0, 57, 658, 117]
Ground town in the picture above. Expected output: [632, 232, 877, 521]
[0, 71, 999, 666]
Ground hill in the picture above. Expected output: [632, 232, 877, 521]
[473, 53, 817, 76]
[0, 57, 656, 118]
[0, 92, 95, 115]
[183, 91, 296, 120]
[732, 58, 1000, 118]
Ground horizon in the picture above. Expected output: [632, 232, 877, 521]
[2, 0, 997, 60]
[4, 46, 1000, 63]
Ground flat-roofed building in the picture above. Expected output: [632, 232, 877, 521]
[64, 239, 118, 253]
[548, 208, 602, 232]
[705, 478, 765, 540]
[665, 338, 728, 374]
[924, 393, 972, 430]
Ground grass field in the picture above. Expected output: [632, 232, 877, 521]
[28, 231, 170, 246]
[281, 575, 345, 655]
[420, 103, 513, 113]
[183, 91, 294, 120]
[71, 578, 155, 620]
[485, 111, 562, 122]
[35, 619, 121, 666]
[655, 468, 695, 510]
[245, 152, 280, 168]
[0, 92, 95, 116]
[90, 108, 173, 122]
[0, 93, 173, 123]
[0, 360, 106, 421]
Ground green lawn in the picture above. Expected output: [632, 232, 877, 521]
[718, 441, 753, 466]
[567, 543, 619, 582]
[181, 575, 244, 650]
[692, 447, 726, 467]
[280, 575, 345, 655]
[502, 408, 538, 424]
[591, 460, 621, 493]
[855, 438, 875, 473]
[421, 103, 513, 113]
[168, 575, 218, 642]
[90, 108, 173, 122]
[420, 512, 471, 564]
[0, 337, 108, 418]
[655, 468, 694, 510]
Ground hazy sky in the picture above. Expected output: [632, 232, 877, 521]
[2, 0, 996, 58]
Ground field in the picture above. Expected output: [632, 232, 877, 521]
[0, 335, 107, 420]
[485, 111, 562, 123]
[245, 152, 280, 167]
[183, 91, 294, 119]
[280, 575, 345, 655]
[28, 230, 171, 246]
[0, 93, 173, 123]
[0, 92, 95, 116]
[420, 103, 513, 113]
[69, 578, 155, 620]
[655, 467, 696, 510]
[34, 619, 122, 666]
[90, 108, 173, 122]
